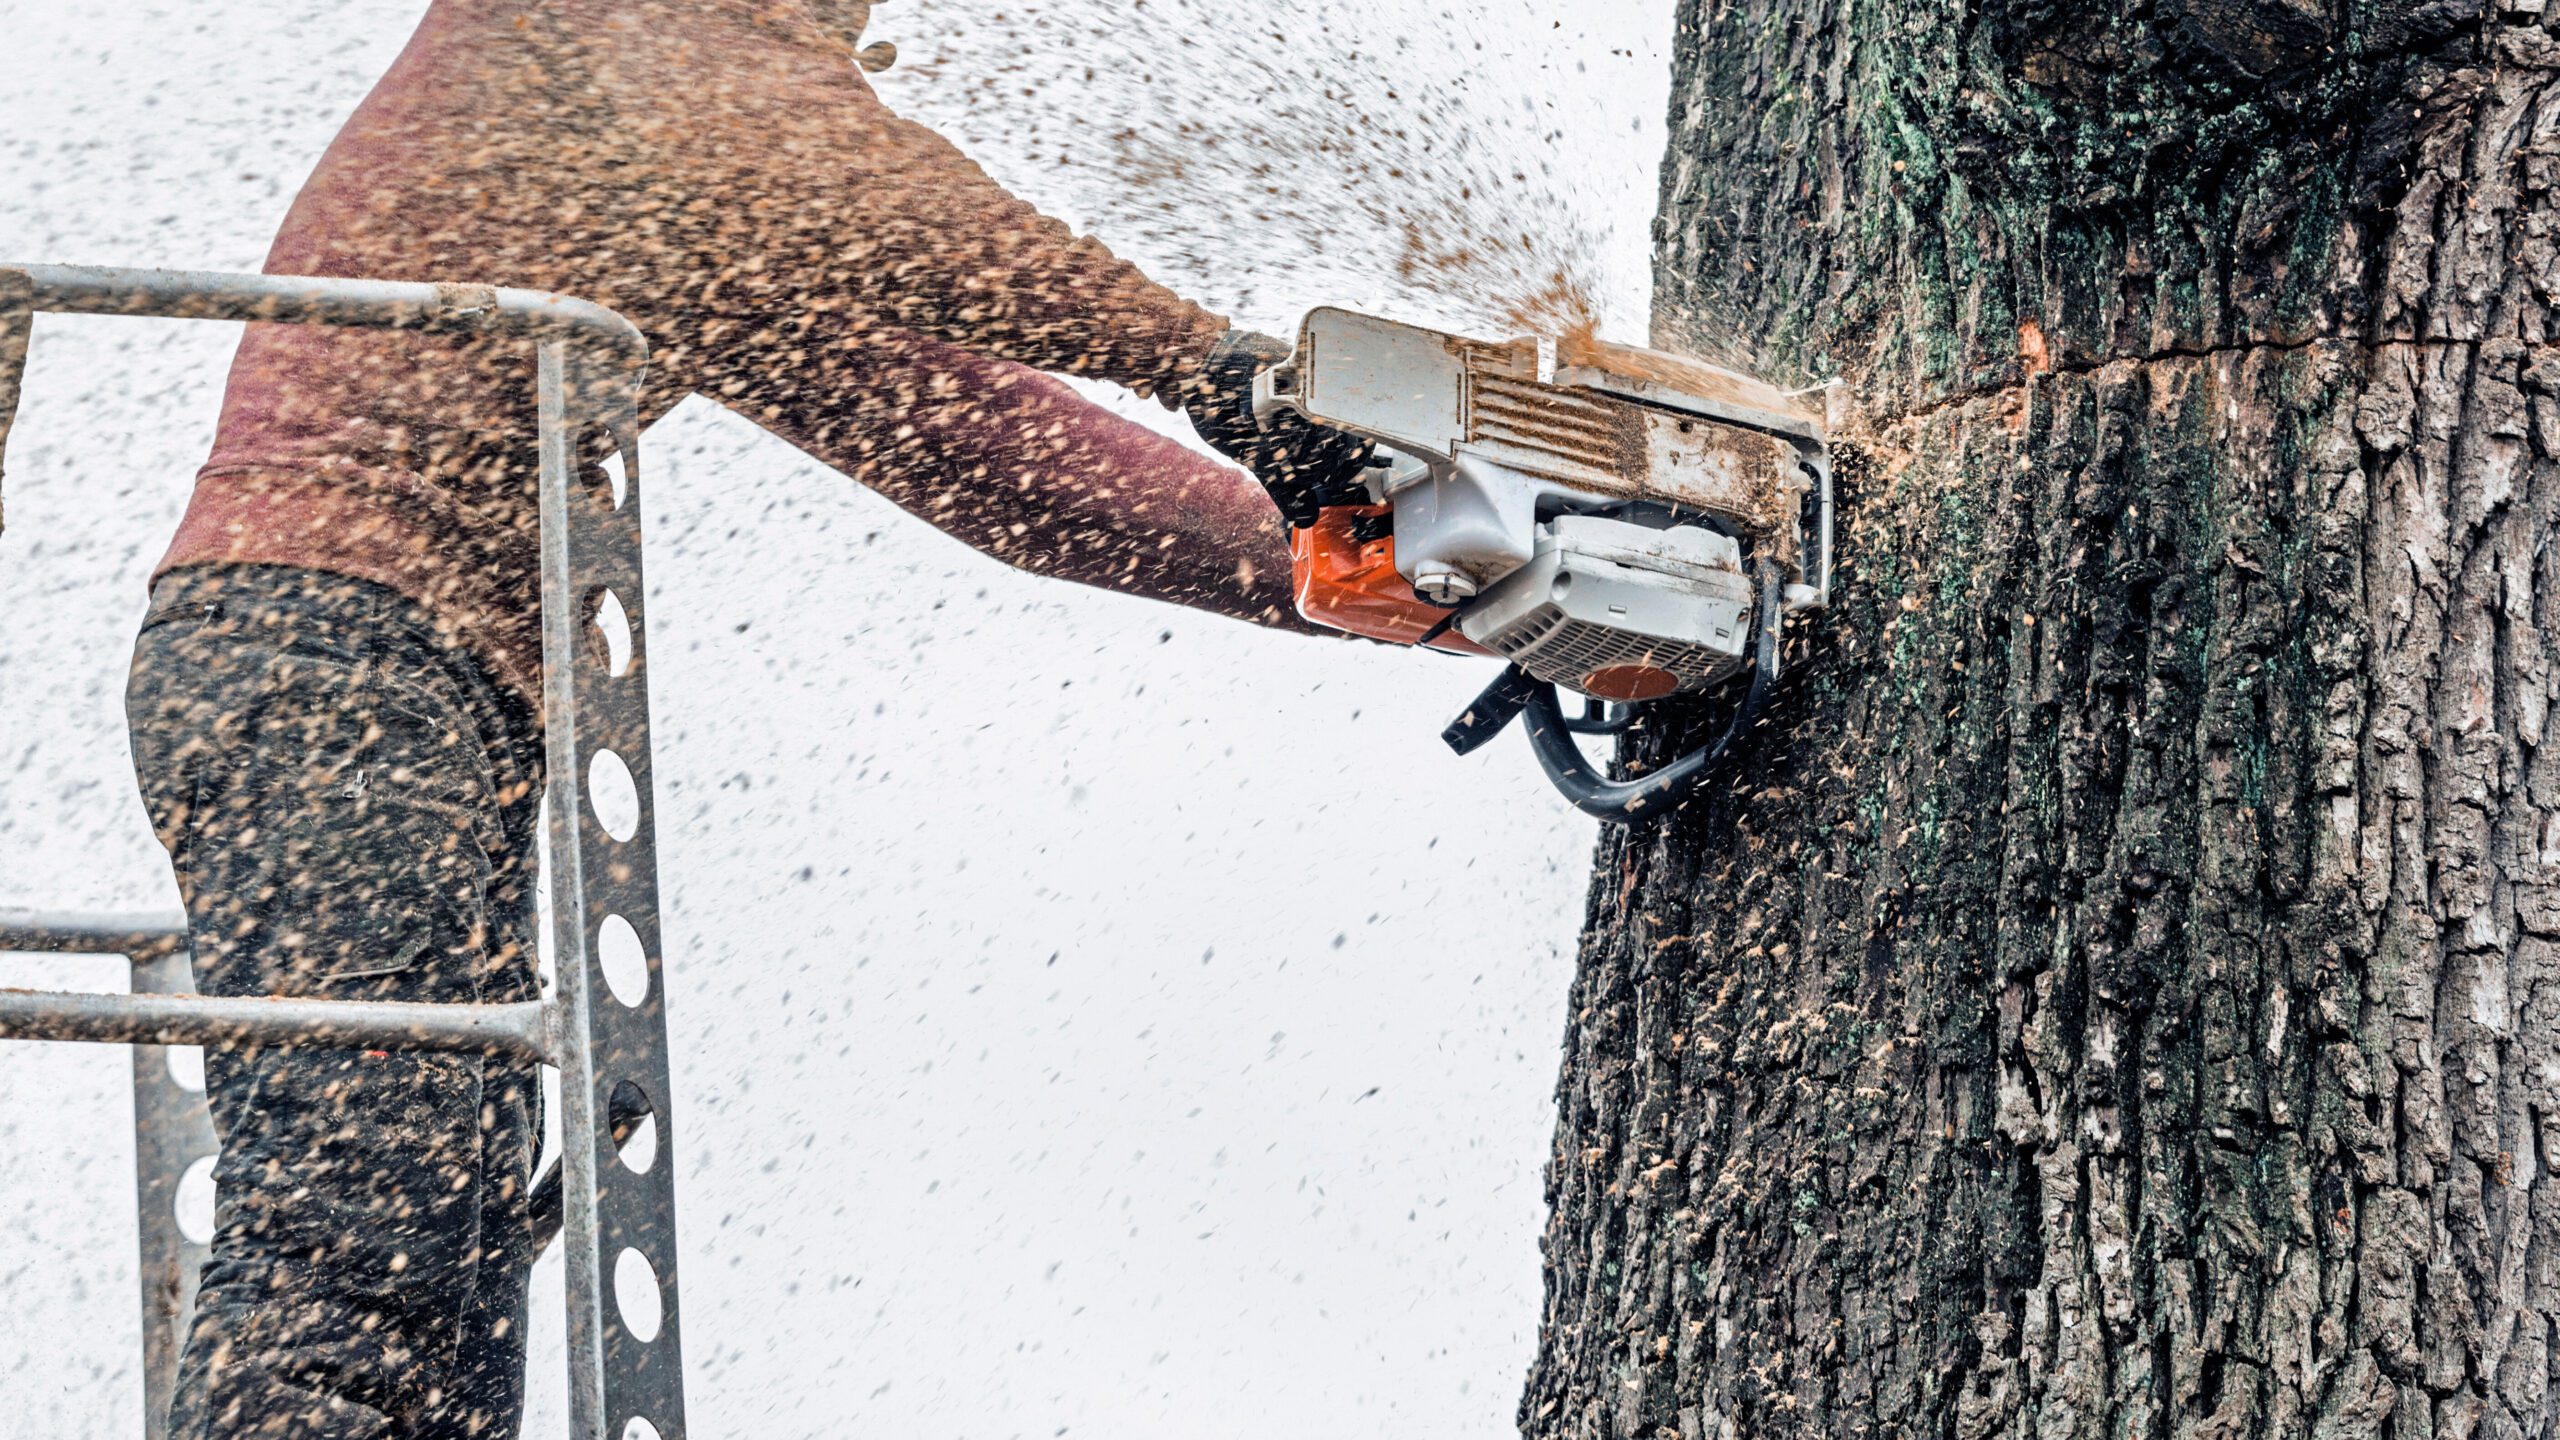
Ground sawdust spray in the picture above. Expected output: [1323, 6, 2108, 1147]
[870, 0, 1661, 350]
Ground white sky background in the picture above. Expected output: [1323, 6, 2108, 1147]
[0, 3, 1673, 1436]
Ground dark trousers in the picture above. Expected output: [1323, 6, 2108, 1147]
[126, 564, 545, 1440]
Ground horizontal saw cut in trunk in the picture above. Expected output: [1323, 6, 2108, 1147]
[1522, 2, 2560, 1437]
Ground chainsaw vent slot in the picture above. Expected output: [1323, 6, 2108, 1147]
[1469, 375, 1632, 478]
[1483, 605, 1739, 698]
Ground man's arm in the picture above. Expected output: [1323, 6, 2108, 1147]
[626, 16, 1230, 401]
[734, 322, 1317, 632]
[611, 11, 1359, 623]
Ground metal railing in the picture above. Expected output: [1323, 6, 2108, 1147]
[0, 264, 690, 1440]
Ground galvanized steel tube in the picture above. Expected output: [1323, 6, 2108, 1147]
[0, 988, 554, 1064]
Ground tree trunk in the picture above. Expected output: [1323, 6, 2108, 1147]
[1522, 3, 2560, 1437]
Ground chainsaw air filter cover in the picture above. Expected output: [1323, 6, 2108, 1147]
[1461, 515, 1755, 700]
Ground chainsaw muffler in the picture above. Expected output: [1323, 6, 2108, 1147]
[1254, 308, 1831, 821]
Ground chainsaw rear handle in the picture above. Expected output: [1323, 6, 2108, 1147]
[1441, 665, 1543, 755]
[1439, 668, 1646, 754]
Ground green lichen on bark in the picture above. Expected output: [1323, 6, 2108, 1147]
[1527, 2, 2560, 1438]
[1647, 0, 2485, 398]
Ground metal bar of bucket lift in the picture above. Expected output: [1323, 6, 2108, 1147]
[0, 263, 688, 1439]
[0, 986, 553, 1061]
[0, 912, 203, 1440]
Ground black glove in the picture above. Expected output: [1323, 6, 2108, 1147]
[1179, 329, 1375, 529]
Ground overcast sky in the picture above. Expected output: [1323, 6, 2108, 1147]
[0, 3, 1672, 1435]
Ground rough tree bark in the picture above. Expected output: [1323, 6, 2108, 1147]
[1522, 2, 2560, 1437]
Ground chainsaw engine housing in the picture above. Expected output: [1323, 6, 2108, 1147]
[1463, 515, 1754, 700]
[1259, 308, 1829, 702]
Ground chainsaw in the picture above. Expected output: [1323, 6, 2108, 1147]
[1254, 308, 1832, 822]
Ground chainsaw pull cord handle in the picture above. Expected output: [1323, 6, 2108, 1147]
[1520, 560, 1784, 823]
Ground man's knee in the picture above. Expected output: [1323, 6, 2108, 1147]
[206, 1050, 507, 1297]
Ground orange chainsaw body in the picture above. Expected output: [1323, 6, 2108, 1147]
[1290, 506, 1493, 655]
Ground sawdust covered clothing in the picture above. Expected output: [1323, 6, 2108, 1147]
[159, 0, 1293, 705]
[128, 565, 545, 1440]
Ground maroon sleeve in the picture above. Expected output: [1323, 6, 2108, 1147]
[744, 323, 1308, 629]
[597, 9, 1234, 400]
[160, 0, 1314, 709]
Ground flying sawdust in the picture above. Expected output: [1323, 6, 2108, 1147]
[879, 0, 1634, 348]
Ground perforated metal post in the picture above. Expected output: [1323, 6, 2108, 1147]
[0, 912, 208, 1440]
[0, 266, 31, 524]
[539, 335, 689, 1439]
[126, 944, 215, 1440]
[0, 264, 687, 1438]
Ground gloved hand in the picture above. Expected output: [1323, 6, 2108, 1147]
[1178, 329, 1375, 529]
